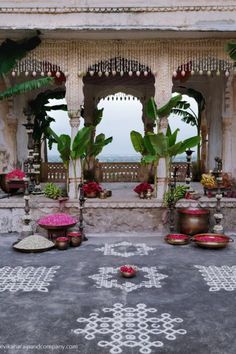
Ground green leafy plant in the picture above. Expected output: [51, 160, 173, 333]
[0, 32, 55, 100]
[163, 185, 189, 207]
[47, 126, 93, 193]
[44, 182, 62, 200]
[170, 88, 205, 179]
[130, 94, 200, 196]
[83, 108, 113, 180]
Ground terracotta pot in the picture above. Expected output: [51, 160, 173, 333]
[85, 191, 97, 198]
[178, 208, 210, 236]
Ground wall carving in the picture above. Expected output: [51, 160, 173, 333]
[1, 6, 236, 14]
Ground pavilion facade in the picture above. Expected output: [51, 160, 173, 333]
[0, 1, 236, 199]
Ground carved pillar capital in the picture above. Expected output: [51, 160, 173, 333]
[65, 75, 84, 113]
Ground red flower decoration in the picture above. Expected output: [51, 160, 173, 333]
[134, 182, 153, 194]
[83, 182, 103, 195]
[6, 169, 25, 181]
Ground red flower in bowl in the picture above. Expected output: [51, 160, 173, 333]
[83, 182, 103, 196]
[120, 265, 137, 277]
[6, 169, 25, 181]
[134, 183, 153, 194]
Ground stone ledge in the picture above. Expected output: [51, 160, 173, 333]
[0, 196, 236, 209]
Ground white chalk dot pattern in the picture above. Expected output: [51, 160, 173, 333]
[195, 265, 236, 291]
[72, 303, 187, 354]
[0, 266, 60, 292]
[95, 241, 155, 257]
[89, 266, 168, 293]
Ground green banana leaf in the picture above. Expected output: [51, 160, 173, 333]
[45, 104, 67, 112]
[156, 94, 182, 118]
[145, 97, 158, 122]
[71, 126, 93, 160]
[143, 134, 156, 156]
[176, 136, 201, 155]
[88, 134, 113, 157]
[225, 42, 236, 61]
[130, 131, 145, 154]
[0, 32, 41, 76]
[93, 108, 104, 126]
[57, 135, 71, 167]
[166, 126, 180, 147]
[0, 77, 54, 100]
[147, 133, 168, 157]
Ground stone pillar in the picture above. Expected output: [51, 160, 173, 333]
[6, 100, 18, 169]
[200, 109, 208, 173]
[154, 64, 173, 199]
[65, 74, 84, 199]
[222, 76, 233, 174]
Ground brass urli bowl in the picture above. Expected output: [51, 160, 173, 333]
[119, 266, 137, 278]
[191, 233, 234, 249]
[165, 234, 190, 246]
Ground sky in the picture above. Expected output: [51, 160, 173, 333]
[46, 94, 197, 160]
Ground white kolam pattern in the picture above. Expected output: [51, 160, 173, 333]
[72, 303, 187, 354]
[89, 266, 168, 293]
[195, 265, 236, 291]
[95, 241, 155, 257]
[0, 266, 60, 292]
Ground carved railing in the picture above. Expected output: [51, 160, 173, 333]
[40, 161, 188, 183]
[41, 162, 67, 183]
[98, 162, 140, 182]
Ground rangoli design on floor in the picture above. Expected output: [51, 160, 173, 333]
[89, 266, 168, 293]
[195, 265, 236, 291]
[0, 266, 60, 292]
[72, 303, 186, 354]
[95, 241, 155, 257]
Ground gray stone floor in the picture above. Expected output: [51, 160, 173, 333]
[0, 233, 236, 354]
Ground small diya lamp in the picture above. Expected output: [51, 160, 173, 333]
[119, 265, 137, 278]
[67, 231, 82, 247]
[165, 233, 190, 245]
[55, 237, 69, 250]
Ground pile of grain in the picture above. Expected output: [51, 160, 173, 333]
[14, 234, 54, 251]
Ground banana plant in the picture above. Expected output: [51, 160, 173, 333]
[130, 126, 200, 194]
[83, 108, 113, 180]
[47, 126, 93, 192]
[145, 94, 183, 130]
[0, 32, 55, 100]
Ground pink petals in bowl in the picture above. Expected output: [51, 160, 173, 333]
[119, 265, 137, 278]
[38, 213, 77, 229]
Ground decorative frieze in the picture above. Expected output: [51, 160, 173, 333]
[12, 39, 235, 77]
[1, 6, 236, 14]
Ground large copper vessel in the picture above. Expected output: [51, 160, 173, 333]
[178, 208, 210, 236]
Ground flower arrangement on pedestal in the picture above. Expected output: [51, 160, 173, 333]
[134, 182, 153, 199]
[6, 169, 25, 181]
[83, 181, 103, 198]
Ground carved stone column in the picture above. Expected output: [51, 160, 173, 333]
[65, 74, 84, 199]
[154, 65, 173, 199]
[222, 76, 233, 174]
[200, 109, 208, 173]
[6, 101, 18, 169]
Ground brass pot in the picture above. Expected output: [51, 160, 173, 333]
[55, 237, 69, 250]
[178, 208, 210, 236]
[67, 232, 82, 247]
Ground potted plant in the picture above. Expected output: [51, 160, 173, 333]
[82, 181, 103, 198]
[0, 169, 26, 193]
[83, 108, 113, 181]
[47, 125, 93, 196]
[134, 182, 154, 198]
